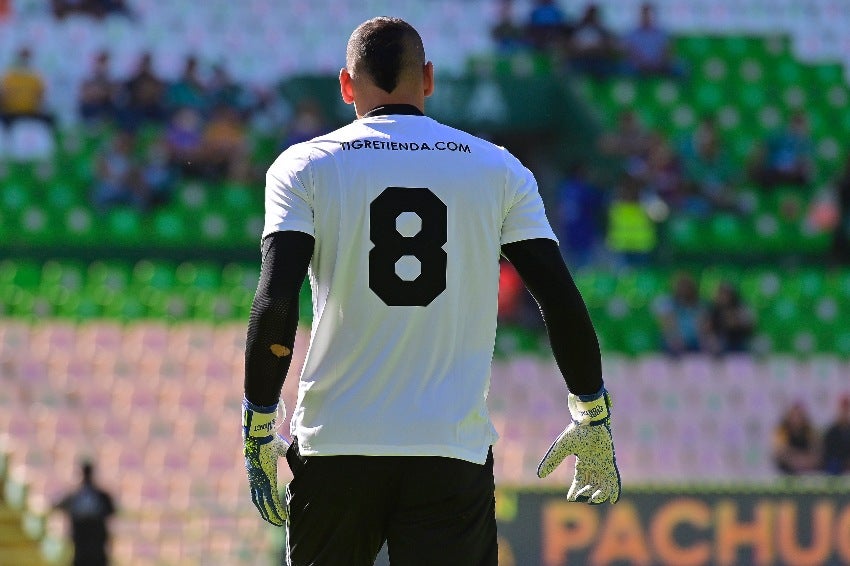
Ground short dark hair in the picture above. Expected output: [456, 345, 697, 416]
[346, 17, 425, 94]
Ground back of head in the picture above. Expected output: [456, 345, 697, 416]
[345, 17, 425, 94]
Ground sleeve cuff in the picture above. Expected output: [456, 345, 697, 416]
[243, 398, 279, 414]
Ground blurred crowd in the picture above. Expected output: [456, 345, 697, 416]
[773, 395, 850, 476]
[1, 44, 332, 213]
[487, 2, 850, 274]
[492, 0, 682, 77]
[3, 0, 850, 360]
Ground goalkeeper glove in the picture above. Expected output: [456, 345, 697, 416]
[242, 398, 290, 526]
[537, 387, 621, 504]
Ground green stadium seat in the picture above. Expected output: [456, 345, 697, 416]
[221, 263, 259, 292]
[175, 262, 221, 290]
[152, 209, 190, 245]
[103, 293, 148, 320]
[133, 260, 177, 291]
[108, 208, 144, 243]
[666, 215, 702, 252]
[0, 259, 41, 289]
[614, 270, 665, 308]
[4, 287, 36, 317]
[198, 211, 233, 245]
[63, 206, 97, 244]
[40, 260, 84, 293]
[221, 182, 257, 212]
[192, 290, 236, 321]
[17, 206, 57, 245]
[86, 261, 131, 293]
[45, 183, 80, 210]
[227, 286, 255, 319]
[738, 269, 781, 311]
[709, 214, 746, 250]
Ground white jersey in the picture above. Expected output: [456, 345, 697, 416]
[263, 107, 557, 464]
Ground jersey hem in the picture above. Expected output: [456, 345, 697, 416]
[294, 442, 494, 465]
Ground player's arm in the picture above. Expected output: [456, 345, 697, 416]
[244, 230, 314, 406]
[501, 237, 620, 504]
[242, 229, 314, 526]
[501, 237, 601, 395]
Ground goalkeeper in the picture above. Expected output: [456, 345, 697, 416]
[242, 16, 619, 566]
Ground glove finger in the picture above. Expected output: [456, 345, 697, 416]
[537, 427, 577, 478]
[251, 486, 271, 524]
[569, 483, 593, 503]
[262, 476, 287, 525]
[609, 470, 622, 504]
[567, 464, 594, 501]
[267, 492, 287, 525]
[588, 486, 609, 505]
[259, 488, 285, 526]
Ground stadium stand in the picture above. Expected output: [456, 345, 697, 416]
[3, 0, 850, 564]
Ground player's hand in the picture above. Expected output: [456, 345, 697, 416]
[242, 399, 290, 525]
[537, 387, 621, 504]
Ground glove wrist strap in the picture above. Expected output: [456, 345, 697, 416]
[242, 398, 282, 439]
[569, 386, 609, 425]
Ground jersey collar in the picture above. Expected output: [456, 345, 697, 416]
[361, 104, 425, 118]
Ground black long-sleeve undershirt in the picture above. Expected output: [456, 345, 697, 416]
[244, 232, 602, 406]
[243, 231, 314, 406]
[501, 238, 603, 396]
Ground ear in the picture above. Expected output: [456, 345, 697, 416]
[423, 61, 435, 98]
[339, 68, 355, 105]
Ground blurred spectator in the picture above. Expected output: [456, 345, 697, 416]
[831, 154, 850, 263]
[52, 0, 131, 19]
[53, 460, 116, 566]
[92, 131, 141, 210]
[491, 0, 527, 54]
[206, 62, 253, 116]
[679, 117, 738, 214]
[605, 176, 657, 267]
[556, 163, 607, 270]
[641, 134, 685, 207]
[166, 55, 207, 115]
[0, 47, 54, 129]
[117, 52, 166, 130]
[139, 137, 176, 207]
[281, 97, 329, 149]
[773, 401, 821, 475]
[652, 271, 710, 355]
[706, 281, 755, 355]
[598, 109, 653, 159]
[78, 50, 117, 126]
[822, 394, 850, 475]
[249, 87, 293, 138]
[497, 260, 542, 329]
[200, 105, 250, 182]
[165, 107, 204, 177]
[525, 0, 571, 53]
[566, 4, 620, 77]
[622, 2, 681, 76]
[93, 131, 172, 211]
[748, 111, 814, 189]
[498, 260, 524, 323]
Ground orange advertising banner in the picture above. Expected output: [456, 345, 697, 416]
[494, 486, 850, 566]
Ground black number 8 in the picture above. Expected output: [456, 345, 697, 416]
[369, 187, 447, 306]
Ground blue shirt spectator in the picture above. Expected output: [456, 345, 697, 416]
[653, 272, 710, 355]
[622, 3, 681, 76]
[557, 166, 607, 269]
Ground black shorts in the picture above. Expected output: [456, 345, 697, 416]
[284, 438, 497, 566]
